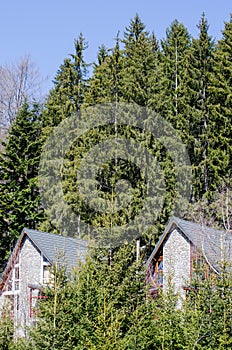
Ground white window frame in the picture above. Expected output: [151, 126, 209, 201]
[41, 254, 50, 285]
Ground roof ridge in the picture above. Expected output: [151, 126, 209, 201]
[23, 228, 88, 267]
[146, 216, 226, 269]
[24, 228, 87, 244]
[173, 216, 224, 233]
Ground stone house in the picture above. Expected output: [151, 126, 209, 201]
[0, 228, 87, 337]
[2, 217, 231, 335]
[146, 216, 232, 301]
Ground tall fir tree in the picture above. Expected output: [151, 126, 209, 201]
[150, 20, 191, 124]
[121, 14, 159, 106]
[0, 102, 44, 270]
[39, 34, 89, 234]
[84, 37, 124, 106]
[208, 14, 232, 194]
[42, 33, 88, 134]
[54, 17, 189, 247]
[184, 14, 216, 201]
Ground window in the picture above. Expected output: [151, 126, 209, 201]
[5, 271, 13, 291]
[42, 256, 51, 285]
[29, 286, 47, 318]
[4, 255, 20, 291]
[16, 294, 20, 311]
[191, 251, 209, 281]
[150, 254, 163, 286]
[157, 259, 163, 285]
[14, 266, 20, 290]
[43, 265, 51, 284]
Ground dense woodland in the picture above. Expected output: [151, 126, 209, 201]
[0, 14, 231, 348]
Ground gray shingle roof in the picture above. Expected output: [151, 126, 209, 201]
[23, 228, 88, 270]
[0, 229, 88, 288]
[147, 216, 232, 272]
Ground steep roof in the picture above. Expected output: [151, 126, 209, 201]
[23, 228, 87, 269]
[0, 228, 88, 290]
[147, 216, 232, 273]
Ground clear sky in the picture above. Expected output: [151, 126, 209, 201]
[0, 1, 231, 92]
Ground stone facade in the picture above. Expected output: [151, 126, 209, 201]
[0, 236, 47, 337]
[146, 216, 224, 305]
[0, 228, 87, 337]
[19, 237, 44, 335]
[163, 228, 191, 302]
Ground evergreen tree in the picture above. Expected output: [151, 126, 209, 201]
[27, 244, 148, 349]
[183, 269, 232, 349]
[150, 20, 191, 124]
[0, 102, 44, 269]
[121, 14, 159, 106]
[39, 34, 89, 234]
[0, 305, 14, 350]
[183, 14, 216, 200]
[84, 38, 124, 106]
[48, 17, 190, 247]
[42, 33, 88, 134]
[208, 14, 232, 195]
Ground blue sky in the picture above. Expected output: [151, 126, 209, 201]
[0, 1, 231, 92]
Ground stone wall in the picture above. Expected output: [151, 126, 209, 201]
[163, 228, 191, 302]
[18, 237, 42, 336]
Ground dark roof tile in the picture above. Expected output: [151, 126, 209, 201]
[23, 228, 88, 270]
[147, 216, 232, 272]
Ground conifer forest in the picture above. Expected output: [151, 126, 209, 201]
[0, 14, 232, 349]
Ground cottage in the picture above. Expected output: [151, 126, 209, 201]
[146, 216, 232, 301]
[2, 217, 231, 335]
[0, 228, 87, 337]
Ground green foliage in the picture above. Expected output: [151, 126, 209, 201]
[208, 15, 232, 197]
[185, 182, 232, 231]
[39, 34, 89, 234]
[39, 12, 231, 254]
[42, 33, 88, 135]
[14, 245, 232, 349]
[0, 306, 14, 350]
[84, 38, 124, 105]
[58, 16, 181, 247]
[121, 14, 159, 106]
[149, 20, 191, 122]
[183, 14, 216, 200]
[0, 102, 45, 269]
[1, 12, 232, 348]
[182, 269, 232, 349]
[26, 245, 148, 349]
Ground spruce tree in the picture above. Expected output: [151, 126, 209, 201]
[209, 14, 232, 195]
[184, 14, 216, 200]
[183, 269, 232, 349]
[0, 102, 44, 269]
[58, 17, 190, 247]
[121, 14, 159, 106]
[39, 34, 89, 234]
[150, 20, 191, 124]
[84, 38, 124, 106]
[42, 33, 88, 134]
[27, 244, 148, 349]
